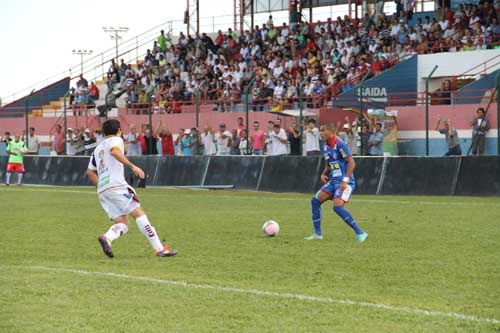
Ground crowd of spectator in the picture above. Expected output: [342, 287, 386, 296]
[101, 1, 500, 116]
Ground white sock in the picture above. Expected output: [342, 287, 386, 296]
[6, 173, 11, 184]
[17, 173, 23, 184]
[104, 223, 129, 242]
[135, 215, 163, 251]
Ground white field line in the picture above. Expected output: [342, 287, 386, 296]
[0, 186, 499, 207]
[0, 265, 498, 325]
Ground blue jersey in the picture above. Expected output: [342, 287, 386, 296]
[323, 136, 355, 185]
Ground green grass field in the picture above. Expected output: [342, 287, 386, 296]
[0, 186, 499, 332]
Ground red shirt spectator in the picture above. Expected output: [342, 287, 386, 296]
[89, 83, 100, 99]
[160, 131, 174, 155]
[138, 133, 147, 153]
[215, 31, 225, 46]
[306, 39, 318, 52]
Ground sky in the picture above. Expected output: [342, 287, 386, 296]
[0, 0, 342, 105]
[0, 0, 235, 104]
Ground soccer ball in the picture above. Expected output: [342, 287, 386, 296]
[262, 220, 280, 237]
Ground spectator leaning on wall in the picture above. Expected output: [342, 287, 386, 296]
[26, 127, 40, 155]
[304, 119, 320, 156]
[250, 121, 266, 155]
[214, 123, 232, 155]
[267, 124, 289, 156]
[288, 123, 301, 155]
[368, 122, 384, 156]
[201, 126, 216, 156]
[471, 107, 490, 156]
[126, 125, 142, 156]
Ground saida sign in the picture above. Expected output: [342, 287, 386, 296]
[357, 87, 388, 103]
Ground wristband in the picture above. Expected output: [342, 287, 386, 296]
[342, 177, 350, 183]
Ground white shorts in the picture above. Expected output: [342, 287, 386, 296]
[98, 186, 140, 220]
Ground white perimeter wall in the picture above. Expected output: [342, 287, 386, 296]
[417, 49, 500, 92]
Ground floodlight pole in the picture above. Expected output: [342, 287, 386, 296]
[103, 27, 129, 62]
[72, 50, 93, 76]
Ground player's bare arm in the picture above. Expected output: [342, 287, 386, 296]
[320, 160, 330, 184]
[87, 169, 98, 186]
[110, 147, 145, 179]
[339, 157, 355, 192]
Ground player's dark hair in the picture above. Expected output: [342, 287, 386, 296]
[322, 123, 334, 131]
[102, 119, 121, 136]
[308, 119, 316, 124]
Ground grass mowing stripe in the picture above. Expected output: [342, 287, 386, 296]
[1, 186, 499, 207]
[1, 265, 499, 325]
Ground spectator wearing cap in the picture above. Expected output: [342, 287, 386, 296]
[65, 128, 80, 156]
[26, 127, 40, 155]
[338, 119, 357, 155]
[368, 122, 384, 156]
[214, 123, 232, 155]
[267, 124, 288, 156]
[180, 129, 194, 156]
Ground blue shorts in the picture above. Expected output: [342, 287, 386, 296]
[317, 182, 355, 202]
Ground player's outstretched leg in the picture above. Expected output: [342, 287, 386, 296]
[305, 191, 331, 240]
[98, 218, 129, 258]
[333, 200, 368, 242]
[131, 208, 177, 257]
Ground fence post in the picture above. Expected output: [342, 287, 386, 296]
[63, 90, 70, 155]
[298, 76, 310, 156]
[497, 71, 500, 155]
[148, 92, 153, 136]
[425, 65, 438, 156]
[25, 89, 35, 144]
[358, 70, 372, 155]
[244, 76, 256, 149]
[195, 85, 203, 129]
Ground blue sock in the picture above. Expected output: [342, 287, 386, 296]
[333, 206, 363, 235]
[311, 197, 322, 235]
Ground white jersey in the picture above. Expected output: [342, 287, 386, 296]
[88, 136, 128, 193]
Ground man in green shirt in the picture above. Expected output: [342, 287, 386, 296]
[158, 30, 169, 52]
[5, 134, 27, 186]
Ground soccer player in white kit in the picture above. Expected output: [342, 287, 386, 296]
[87, 119, 177, 258]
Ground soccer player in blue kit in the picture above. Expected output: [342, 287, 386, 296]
[305, 123, 368, 242]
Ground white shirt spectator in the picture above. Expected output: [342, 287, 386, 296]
[126, 132, 141, 155]
[215, 130, 232, 155]
[27, 135, 40, 153]
[273, 65, 284, 78]
[268, 130, 288, 155]
[273, 85, 285, 98]
[201, 131, 216, 155]
[305, 127, 320, 153]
